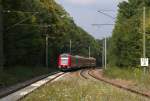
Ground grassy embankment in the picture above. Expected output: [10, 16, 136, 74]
[0, 66, 57, 88]
[21, 78, 149, 101]
[104, 67, 150, 91]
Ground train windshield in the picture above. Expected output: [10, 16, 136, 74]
[61, 54, 69, 65]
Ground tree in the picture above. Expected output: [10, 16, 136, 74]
[109, 0, 150, 67]
[2, 0, 101, 68]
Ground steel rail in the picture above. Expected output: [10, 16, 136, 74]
[79, 69, 88, 79]
[18, 72, 65, 101]
[0, 72, 64, 99]
[88, 69, 150, 99]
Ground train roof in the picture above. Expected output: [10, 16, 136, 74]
[60, 53, 95, 60]
[75, 55, 95, 60]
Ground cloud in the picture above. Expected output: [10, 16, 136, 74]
[65, 0, 97, 5]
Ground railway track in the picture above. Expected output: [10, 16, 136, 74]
[0, 72, 62, 99]
[66, 68, 150, 99]
[88, 69, 150, 99]
[0, 72, 66, 101]
[2, 68, 150, 101]
[79, 69, 88, 79]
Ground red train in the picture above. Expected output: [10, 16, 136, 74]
[58, 53, 96, 71]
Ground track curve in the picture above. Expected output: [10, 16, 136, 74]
[88, 69, 150, 99]
[79, 69, 89, 79]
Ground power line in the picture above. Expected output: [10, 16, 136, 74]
[16, 24, 51, 27]
[3, 10, 39, 14]
[98, 10, 116, 12]
[4, 10, 66, 30]
[98, 11, 116, 20]
[92, 24, 114, 26]
[6, 12, 39, 30]
[93, 10, 115, 69]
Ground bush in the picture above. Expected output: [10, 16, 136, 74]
[0, 66, 52, 88]
[104, 66, 150, 91]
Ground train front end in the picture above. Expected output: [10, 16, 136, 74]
[58, 54, 71, 70]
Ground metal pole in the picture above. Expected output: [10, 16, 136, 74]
[105, 37, 107, 69]
[102, 48, 103, 68]
[102, 39, 104, 68]
[143, 7, 146, 74]
[143, 7, 146, 58]
[0, 0, 3, 69]
[89, 46, 91, 58]
[46, 34, 48, 67]
[70, 39, 71, 54]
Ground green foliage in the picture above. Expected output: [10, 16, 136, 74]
[109, 0, 150, 67]
[104, 67, 141, 80]
[0, 66, 50, 87]
[2, 0, 101, 67]
[104, 66, 150, 91]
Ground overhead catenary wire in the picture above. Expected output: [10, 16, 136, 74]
[4, 10, 66, 30]
[3, 10, 39, 14]
[93, 10, 116, 27]
[98, 10, 116, 12]
[15, 24, 51, 27]
[92, 24, 114, 26]
[6, 12, 39, 30]
[98, 10, 116, 20]
[92, 10, 115, 69]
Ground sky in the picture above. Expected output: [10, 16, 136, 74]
[55, 0, 127, 39]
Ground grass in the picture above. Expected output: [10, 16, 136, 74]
[0, 66, 57, 88]
[21, 78, 149, 101]
[104, 67, 150, 92]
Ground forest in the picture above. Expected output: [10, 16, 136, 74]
[2, 0, 150, 69]
[0, 0, 150, 89]
[1, 0, 101, 68]
[108, 0, 150, 67]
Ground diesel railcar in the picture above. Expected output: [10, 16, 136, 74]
[58, 53, 96, 70]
